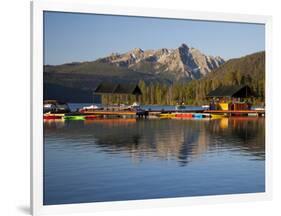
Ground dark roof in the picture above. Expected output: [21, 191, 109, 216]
[114, 83, 142, 94]
[94, 82, 142, 95]
[94, 82, 118, 94]
[207, 85, 253, 98]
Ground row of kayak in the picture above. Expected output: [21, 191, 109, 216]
[159, 113, 223, 119]
[43, 112, 224, 120]
[44, 113, 98, 120]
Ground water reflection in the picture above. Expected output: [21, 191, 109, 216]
[44, 117, 265, 205]
[44, 117, 265, 165]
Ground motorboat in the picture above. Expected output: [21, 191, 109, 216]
[43, 100, 71, 114]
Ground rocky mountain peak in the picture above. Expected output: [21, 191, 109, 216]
[179, 43, 189, 50]
[132, 47, 144, 53]
[98, 43, 225, 81]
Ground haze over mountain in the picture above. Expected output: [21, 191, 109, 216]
[44, 43, 225, 83]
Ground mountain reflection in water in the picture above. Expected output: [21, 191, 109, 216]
[44, 117, 265, 205]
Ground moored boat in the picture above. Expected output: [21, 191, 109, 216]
[43, 113, 65, 120]
[193, 113, 210, 118]
[79, 104, 101, 113]
[175, 113, 211, 119]
[210, 114, 224, 119]
[175, 113, 193, 118]
[64, 115, 85, 120]
[202, 105, 210, 109]
[159, 113, 176, 118]
[43, 100, 71, 114]
[84, 115, 98, 120]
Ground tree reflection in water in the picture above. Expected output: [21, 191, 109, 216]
[44, 117, 265, 165]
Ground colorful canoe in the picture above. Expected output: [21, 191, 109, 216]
[210, 114, 224, 119]
[174, 113, 211, 119]
[84, 115, 98, 120]
[64, 115, 85, 120]
[43, 113, 64, 120]
[159, 113, 176, 118]
[193, 113, 205, 118]
[175, 113, 193, 118]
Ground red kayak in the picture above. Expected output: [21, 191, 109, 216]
[175, 113, 193, 118]
[43, 115, 62, 120]
[44, 113, 64, 120]
[84, 115, 98, 120]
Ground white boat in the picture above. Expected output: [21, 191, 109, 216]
[175, 105, 186, 110]
[130, 102, 140, 109]
[253, 107, 265, 111]
[82, 105, 99, 110]
[43, 100, 71, 113]
[202, 105, 210, 109]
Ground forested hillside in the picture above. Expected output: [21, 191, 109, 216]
[136, 51, 265, 105]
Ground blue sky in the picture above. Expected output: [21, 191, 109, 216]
[44, 11, 265, 65]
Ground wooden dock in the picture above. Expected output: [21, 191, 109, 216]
[203, 110, 265, 116]
[66, 108, 265, 119]
[81, 110, 137, 116]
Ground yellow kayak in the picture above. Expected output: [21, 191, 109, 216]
[211, 114, 224, 119]
[159, 113, 176, 118]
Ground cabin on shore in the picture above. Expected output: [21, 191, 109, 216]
[207, 85, 254, 111]
[94, 82, 142, 105]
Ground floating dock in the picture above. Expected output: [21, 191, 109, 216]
[203, 110, 265, 116]
[81, 110, 137, 116]
[44, 109, 265, 120]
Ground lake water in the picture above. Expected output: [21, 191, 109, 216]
[43, 116, 265, 205]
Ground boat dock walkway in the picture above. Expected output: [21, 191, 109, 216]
[80, 109, 265, 118]
[81, 110, 150, 118]
[82, 110, 137, 116]
[203, 110, 265, 116]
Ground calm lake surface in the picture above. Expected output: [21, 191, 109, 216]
[43, 115, 265, 205]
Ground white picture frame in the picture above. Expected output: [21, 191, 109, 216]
[31, 0, 272, 215]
